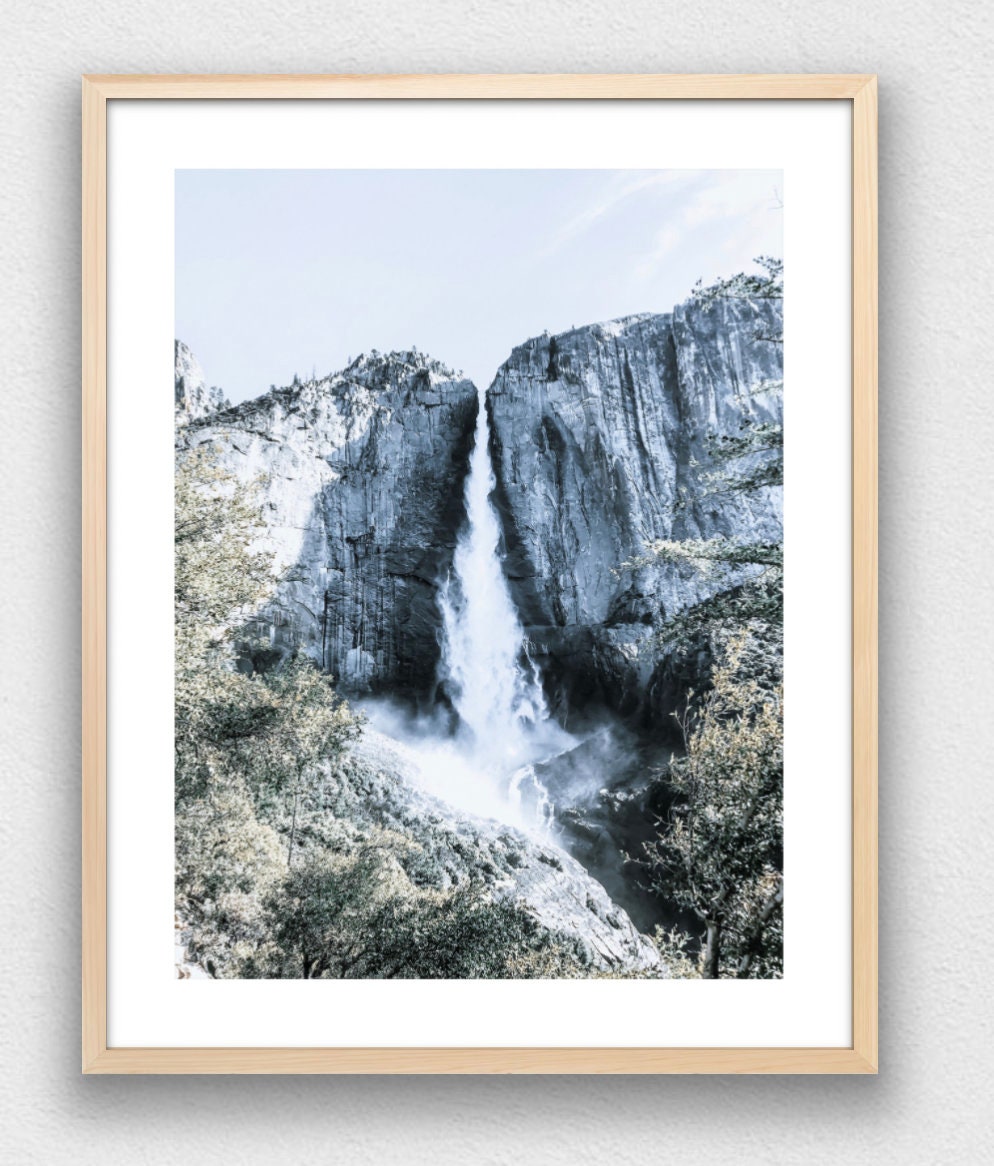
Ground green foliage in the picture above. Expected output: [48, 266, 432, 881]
[255, 846, 400, 979]
[651, 926, 706, 979]
[692, 255, 783, 351]
[702, 421, 783, 494]
[644, 634, 783, 978]
[174, 451, 361, 810]
[639, 537, 782, 574]
[175, 448, 365, 974]
[627, 535, 783, 660]
[376, 891, 588, 980]
[175, 782, 286, 974]
[655, 577, 784, 670]
[246, 848, 588, 979]
[692, 255, 783, 325]
[174, 446, 274, 661]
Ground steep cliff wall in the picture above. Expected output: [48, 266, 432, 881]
[176, 293, 781, 718]
[175, 340, 229, 423]
[177, 349, 478, 696]
[486, 297, 783, 722]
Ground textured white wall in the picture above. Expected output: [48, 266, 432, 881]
[2, 1, 992, 1161]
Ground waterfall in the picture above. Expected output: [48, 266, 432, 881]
[438, 388, 570, 824]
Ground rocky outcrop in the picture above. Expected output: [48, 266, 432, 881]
[486, 298, 783, 722]
[336, 729, 663, 973]
[175, 340, 229, 423]
[177, 348, 478, 696]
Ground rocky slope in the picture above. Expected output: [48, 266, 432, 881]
[486, 297, 783, 722]
[177, 350, 478, 695]
[325, 729, 663, 973]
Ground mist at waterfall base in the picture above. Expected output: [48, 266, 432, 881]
[360, 389, 625, 835]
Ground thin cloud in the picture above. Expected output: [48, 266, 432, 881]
[636, 225, 681, 276]
[635, 174, 782, 281]
[542, 171, 699, 256]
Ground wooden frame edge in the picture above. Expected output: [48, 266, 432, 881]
[851, 75, 879, 1073]
[83, 1046, 877, 1075]
[82, 73, 878, 1075]
[80, 72, 875, 101]
[82, 75, 109, 1073]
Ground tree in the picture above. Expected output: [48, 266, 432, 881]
[645, 634, 783, 978]
[259, 847, 588, 980]
[174, 445, 359, 808]
[693, 255, 783, 345]
[634, 536, 783, 654]
[264, 847, 396, 978]
[213, 655, 363, 864]
[174, 447, 362, 975]
[174, 446, 274, 660]
[174, 781, 286, 974]
[174, 447, 278, 799]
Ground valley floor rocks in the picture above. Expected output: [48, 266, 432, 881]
[342, 729, 664, 973]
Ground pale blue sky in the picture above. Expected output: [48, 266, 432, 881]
[176, 169, 782, 403]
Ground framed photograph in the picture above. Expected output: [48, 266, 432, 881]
[82, 74, 877, 1073]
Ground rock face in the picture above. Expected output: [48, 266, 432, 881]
[175, 340, 229, 423]
[340, 729, 663, 973]
[486, 298, 783, 723]
[177, 349, 478, 696]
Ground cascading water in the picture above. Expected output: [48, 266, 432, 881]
[437, 388, 571, 828]
[360, 386, 573, 831]
[439, 391, 547, 752]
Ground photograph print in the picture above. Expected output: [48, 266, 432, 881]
[174, 169, 784, 981]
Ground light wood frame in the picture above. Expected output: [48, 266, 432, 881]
[82, 73, 877, 1074]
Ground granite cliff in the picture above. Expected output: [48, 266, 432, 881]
[176, 294, 781, 716]
[177, 350, 477, 696]
[486, 297, 783, 723]
[175, 339, 229, 423]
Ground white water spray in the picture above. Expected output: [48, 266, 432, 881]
[436, 389, 572, 826]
